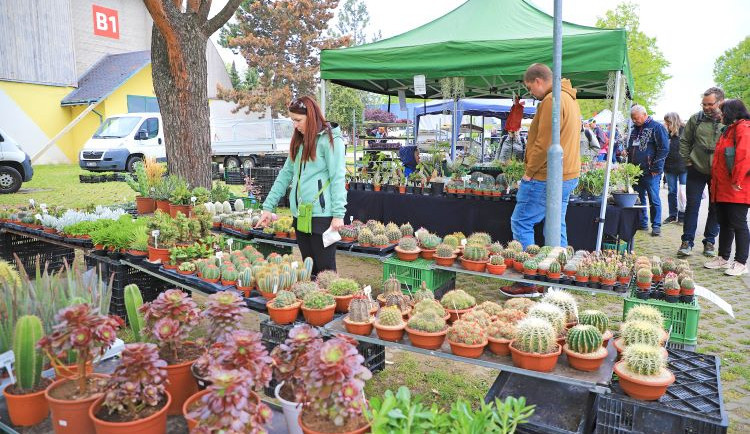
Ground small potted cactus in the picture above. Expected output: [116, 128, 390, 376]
[679, 276, 695, 303]
[527, 302, 567, 345]
[578, 310, 612, 347]
[267, 290, 302, 325]
[327, 277, 360, 313]
[574, 265, 589, 285]
[546, 261, 561, 281]
[563, 262, 577, 277]
[372, 234, 391, 249]
[563, 325, 609, 372]
[509, 317, 562, 372]
[541, 289, 578, 328]
[374, 305, 406, 342]
[395, 237, 421, 261]
[433, 243, 458, 267]
[486, 320, 516, 356]
[178, 261, 197, 275]
[406, 310, 448, 350]
[635, 268, 653, 296]
[446, 319, 487, 358]
[663, 272, 680, 302]
[613, 320, 663, 355]
[418, 233, 441, 259]
[343, 297, 375, 336]
[459, 244, 489, 272]
[614, 344, 675, 400]
[201, 264, 221, 284]
[601, 268, 617, 288]
[412, 299, 450, 322]
[220, 268, 239, 286]
[440, 289, 476, 323]
[651, 264, 664, 283]
[339, 225, 358, 242]
[377, 274, 403, 306]
[411, 282, 436, 305]
[502, 249, 516, 267]
[357, 228, 374, 247]
[486, 254, 507, 275]
[475, 300, 505, 318]
[300, 291, 336, 326]
[522, 259, 538, 278]
[617, 264, 631, 286]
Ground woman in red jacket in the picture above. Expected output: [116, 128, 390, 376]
[705, 99, 750, 276]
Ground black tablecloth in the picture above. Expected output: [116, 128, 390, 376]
[344, 190, 639, 251]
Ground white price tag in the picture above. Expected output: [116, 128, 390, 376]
[0, 350, 15, 384]
[291, 261, 299, 269]
[151, 230, 160, 238]
[216, 251, 224, 260]
[227, 238, 233, 253]
[461, 239, 467, 247]
[34, 213, 42, 221]
[461, 175, 470, 183]
[478, 177, 484, 183]
[349, 216, 354, 223]
[413, 74, 426, 95]
[273, 283, 278, 294]
[29, 199, 35, 207]
[363, 285, 372, 300]
[190, 196, 197, 204]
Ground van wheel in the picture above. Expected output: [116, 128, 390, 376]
[126, 155, 143, 173]
[0, 166, 22, 194]
[224, 156, 242, 170]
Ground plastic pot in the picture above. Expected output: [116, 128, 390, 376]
[89, 392, 171, 434]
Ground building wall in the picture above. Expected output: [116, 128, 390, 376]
[104, 65, 155, 117]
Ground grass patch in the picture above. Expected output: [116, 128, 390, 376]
[722, 370, 740, 382]
[697, 344, 722, 354]
[728, 365, 750, 382]
[723, 352, 747, 364]
[737, 339, 750, 346]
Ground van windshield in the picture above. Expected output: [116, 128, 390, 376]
[93, 117, 141, 139]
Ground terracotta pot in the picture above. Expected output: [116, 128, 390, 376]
[547, 272, 561, 280]
[169, 204, 192, 218]
[54, 362, 93, 380]
[301, 305, 336, 326]
[398, 186, 406, 193]
[504, 257, 514, 267]
[420, 248, 436, 260]
[395, 246, 420, 261]
[614, 361, 675, 401]
[343, 317, 375, 336]
[602, 330, 613, 348]
[486, 263, 507, 275]
[665, 287, 680, 296]
[89, 392, 171, 434]
[237, 286, 252, 298]
[220, 279, 236, 286]
[164, 358, 199, 416]
[258, 289, 276, 300]
[163, 263, 178, 270]
[177, 269, 194, 276]
[513, 261, 524, 272]
[613, 337, 626, 355]
[147, 246, 170, 263]
[135, 196, 156, 215]
[299, 411, 369, 434]
[680, 287, 695, 296]
[433, 254, 457, 267]
[564, 270, 576, 277]
[618, 276, 631, 285]
[459, 257, 487, 272]
[601, 279, 616, 286]
[373, 185, 381, 192]
[334, 294, 355, 313]
[509, 341, 562, 372]
[563, 345, 609, 372]
[653, 275, 663, 283]
[45, 374, 108, 434]
[201, 277, 219, 284]
[374, 322, 406, 342]
[267, 301, 301, 325]
[636, 281, 651, 290]
[182, 389, 209, 430]
[341, 237, 356, 243]
[406, 327, 447, 350]
[445, 307, 473, 323]
[154, 200, 170, 213]
[275, 232, 288, 238]
[3, 383, 49, 426]
[590, 276, 601, 283]
[575, 276, 589, 283]
[128, 250, 148, 257]
[487, 337, 512, 356]
[448, 340, 487, 358]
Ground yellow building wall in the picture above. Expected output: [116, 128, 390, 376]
[68, 101, 107, 157]
[104, 65, 155, 117]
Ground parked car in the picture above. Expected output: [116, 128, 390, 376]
[0, 127, 33, 193]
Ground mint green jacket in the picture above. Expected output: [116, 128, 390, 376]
[262, 125, 347, 219]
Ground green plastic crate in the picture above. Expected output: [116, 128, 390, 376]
[603, 240, 628, 254]
[382, 257, 455, 295]
[623, 293, 700, 345]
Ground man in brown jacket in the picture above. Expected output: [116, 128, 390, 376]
[511, 63, 582, 248]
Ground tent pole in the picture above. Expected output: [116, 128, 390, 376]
[451, 99, 457, 160]
[595, 70, 623, 252]
[481, 116, 486, 163]
[544, 0, 563, 247]
[321, 80, 327, 115]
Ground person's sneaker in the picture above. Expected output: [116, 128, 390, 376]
[638, 226, 649, 231]
[677, 242, 692, 256]
[651, 227, 661, 236]
[704, 257, 731, 269]
[703, 242, 717, 257]
[725, 262, 748, 276]
[662, 216, 677, 224]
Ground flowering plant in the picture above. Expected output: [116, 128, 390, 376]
[99, 343, 168, 419]
[201, 291, 248, 344]
[270, 324, 322, 400]
[139, 289, 200, 363]
[194, 330, 272, 388]
[37, 303, 123, 395]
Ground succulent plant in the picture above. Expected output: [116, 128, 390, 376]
[489, 254, 505, 265]
[522, 259, 538, 271]
[621, 320, 661, 346]
[548, 261, 561, 274]
[100, 343, 167, 419]
[513, 317, 557, 354]
[257, 273, 280, 294]
[291, 281, 319, 300]
[385, 293, 411, 313]
[412, 282, 435, 303]
[372, 222, 386, 236]
[347, 298, 373, 323]
[527, 302, 566, 335]
[506, 240, 523, 252]
[525, 244, 541, 255]
[651, 264, 663, 277]
[202, 291, 249, 344]
[221, 268, 239, 282]
[504, 298, 535, 313]
[202, 264, 221, 280]
[270, 325, 323, 399]
[339, 225, 358, 239]
[515, 252, 531, 263]
[373, 234, 390, 246]
[0, 260, 21, 289]
[680, 276, 695, 289]
[382, 274, 402, 297]
[315, 270, 339, 290]
[495, 308, 526, 324]
[447, 319, 486, 345]
[475, 301, 504, 317]
[557, 251, 568, 267]
[467, 232, 492, 246]
[563, 262, 578, 274]
[622, 344, 667, 376]
[327, 278, 360, 296]
[566, 325, 603, 354]
[385, 227, 402, 243]
[420, 233, 441, 250]
[487, 320, 517, 340]
[139, 289, 200, 363]
[413, 299, 446, 317]
[271, 290, 299, 308]
[303, 291, 335, 310]
[442, 234, 460, 247]
[357, 228, 374, 245]
[400, 223, 414, 237]
[486, 242, 503, 255]
[541, 289, 578, 323]
[502, 248, 516, 261]
[625, 305, 664, 329]
[636, 268, 653, 284]
[13, 315, 44, 392]
[440, 289, 476, 310]
[463, 245, 489, 262]
[407, 311, 447, 333]
[124, 284, 145, 342]
[435, 243, 456, 258]
[377, 306, 404, 326]
[578, 310, 609, 334]
[462, 309, 492, 328]
[398, 237, 419, 252]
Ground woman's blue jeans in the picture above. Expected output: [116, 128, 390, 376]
[664, 171, 687, 219]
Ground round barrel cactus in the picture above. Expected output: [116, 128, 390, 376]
[514, 317, 557, 354]
[578, 310, 609, 334]
[566, 325, 603, 354]
[621, 320, 660, 346]
[623, 343, 666, 376]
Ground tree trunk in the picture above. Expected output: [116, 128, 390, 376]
[151, 24, 212, 188]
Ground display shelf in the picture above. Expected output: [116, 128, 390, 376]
[325, 318, 614, 393]
[252, 237, 394, 261]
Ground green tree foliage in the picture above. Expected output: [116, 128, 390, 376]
[578, 2, 670, 117]
[228, 61, 241, 90]
[326, 83, 364, 135]
[714, 36, 750, 103]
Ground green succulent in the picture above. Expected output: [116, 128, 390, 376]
[271, 290, 299, 308]
[463, 245, 488, 262]
[440, 290, 476, 310]
[377, 306, 404, 327]
[327, 278, 360, 296]
[623, 344, 666, 376]
[447, 319, 486, 345]
[566, 325, 603, 354]
[487, 320, 517, 340]
[407, 311, 447, 333]
[303, 291, 335, 309]
[625, 305, 664, 329]
[621, 320, 661, 346]
[435, 243, 455, 258]
[513, 317, 557, 354]
[527, 303, 566, 335]
[578, 310, 609, 334]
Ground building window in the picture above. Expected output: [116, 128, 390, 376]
[127, 95, 159, 113]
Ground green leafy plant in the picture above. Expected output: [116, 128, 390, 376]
[124, 162, 149, 196]
[303, 291, 335, 310]
[124, 284, 144, 342]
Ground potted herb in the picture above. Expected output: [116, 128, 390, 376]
[328, 277, 360, 313]
[487, 320, 516, 356]
[447, 319, 487, 358]
[343, 297, 376, 336]
[614, 344, 675, 400]
[459, 245, 489, 272]
[267, 290, 302, 325]
[395, 237, 420, 261]
[406, 310, 448, 350]
[374, 306, 406, 342]
[301, 291, 336, 326]
[611, 163, 643, 207]
[509, 317, 562, 372]
[40, 304, 123, 433]
[433, 243, 458, 267]
[124, 162, 155, 214]
[440, 289, 476, 323]
[563, 325, 608, 372]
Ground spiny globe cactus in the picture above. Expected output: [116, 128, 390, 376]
[327, 278, 360, 296]
[476, 301, 504, 317]
[663, 272, 680, 291]
[385, 222, 400, 233]
[412, 282, 435, 303]
[377, 306, 404, 327]
[489, 255, 505, 265]
[522, 259, 538, 271]
[292, 281, 319, 300]
[372, 234, 390, 247]
[621, 320, 661, 346]
[385, 293, 411, 313]
[636, 268, 653, 284]
[504, 298, 535, 313]
[525, 244, 541, 255]
[566, 325, 603, 354]
[680, 276, 695, 289]
[503, 248, 517, 261]
[527, 303, 566, 335]
[548, 261, 561, 274]
[489, 242, 505, 255]
[271, 290, 299, 308]
[622, 344, 666, 376]
[420, 233, 441, 250]
[447, 320, 486, 345]
[398, 237, 419, 252]
[435, 243, 456, 258]
[382, 274, 402, 297]
[413, 299, 446, 317]
[385, 227, 402, 243]
[541, 289, 579, 323]
[202, 265, 221, 280]
[442, 234, 460, 247]
[339, 225, 358, 239]
[578, 310, 609, 334]
[315, 270, 339, 290]
[220, 268, 239, 282]
[303, 291, 335, 310]
[487, 320, 517, 340]
[507, 240, 523, 252]
[463, 245, 488, 262]
[625, 305, 664, 329]
[467, 232, 492, 246]
[462, 309, 492, 328]
[440, 289, 476, 310]
[513, 317, 557, 354]
[347, 298, 372, 323]
[407, 311, 447, 333]
[495, 308, 526, 324]
[357, 228, 374, 245]
[400, 223, 414, 237]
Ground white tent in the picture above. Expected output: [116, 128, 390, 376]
[591, 109, 625, 125]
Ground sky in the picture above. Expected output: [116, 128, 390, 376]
[210, 0, 750, 121]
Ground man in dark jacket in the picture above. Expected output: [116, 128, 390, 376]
[627, 105, 669, 236]
[677, 87, 724, 257]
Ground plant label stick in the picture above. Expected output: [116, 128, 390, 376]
[363, 285, 372, 300]
[151, 230, 160, 249]
[227, 238, 234, 253]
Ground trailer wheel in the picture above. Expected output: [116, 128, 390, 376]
[242, 157, 256, 171]
[224, 156, 242, 170]
[0, 166, 22, 194]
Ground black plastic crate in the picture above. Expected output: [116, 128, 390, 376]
[0, 231, 76, 273]
[595, 348, 728, 434]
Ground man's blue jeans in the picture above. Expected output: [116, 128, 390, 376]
[511, 178, 579, 248]
[681, 167, 720, 247]
[665, 171, 687, 219]
[634, 173, 662, 230]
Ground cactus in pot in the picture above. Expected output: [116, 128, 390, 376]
[347, 298, 373, 323]
[407, 311, 447, 333]
[565, 325, 603, 353]
[357, 228, 374, 246]
[475, 301, 504, 317]
[547, 261, 561, 277]
[327, 278, 360, 296]
[271, 290, 299, 309]
[461, 309, 492, 328]
[621, 320, 661, 347]
[435, 243, 456, 258]
[487, 320, 517, 341]
[376, 306, 404, 327]
[303, 291, 335, 309]
[512, 317, 558, 354]
[447, 320, 486, 345]
[578, 310, 609, 334]
[385, 227, 402, 243]
[412, 282, 435, 303]
[398, 237, 419, 252]
[372, 234, 390, 247]
[12, 315, 45, 392]
[615, 344, 675, 400]
[221, 268, 239, 283]
[440, 289, 476, 311]
[399, 223, 414, 237]
[527, 302, 566, 336]
[462, 245, 488, 262]
[541, 289, 578, 324]
[413, 299, 446, 317]
[636, 268, 652, 289]
[625, 305, 664, 329]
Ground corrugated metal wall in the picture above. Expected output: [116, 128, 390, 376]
[0, 0, 77, 86]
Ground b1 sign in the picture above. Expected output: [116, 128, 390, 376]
[92, 5, 119, 39]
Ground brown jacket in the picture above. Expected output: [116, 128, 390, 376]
[524, 79, 582, 181]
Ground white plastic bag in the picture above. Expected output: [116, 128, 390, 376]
[322, 227, 342, 248]
[677, 184, 687, 212]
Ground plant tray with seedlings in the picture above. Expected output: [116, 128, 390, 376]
[221, 227, 250, 239]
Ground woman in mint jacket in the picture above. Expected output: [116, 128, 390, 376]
[256, 96, 347, 275]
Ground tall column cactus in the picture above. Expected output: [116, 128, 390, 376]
[124, 284, 144, 341]
[14, 315, 44, 391]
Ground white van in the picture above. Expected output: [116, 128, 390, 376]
[79, 113, 293, 172]
[0, 127, 34, 194]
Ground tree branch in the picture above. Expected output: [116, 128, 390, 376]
[143, 0, 189, 93]
[197, 0, 212, 20]
[203, 0, 242, 36]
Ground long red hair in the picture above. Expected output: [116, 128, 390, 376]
[288, 96, 333, 163]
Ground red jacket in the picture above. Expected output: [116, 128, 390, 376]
[711, 119, 750, 204]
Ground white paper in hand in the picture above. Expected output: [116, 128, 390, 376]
[322, 227, 342, 248]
